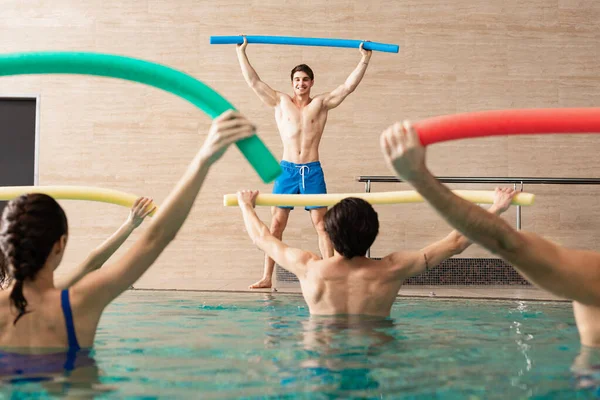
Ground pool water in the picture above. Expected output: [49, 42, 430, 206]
[2, 290, 598, 399]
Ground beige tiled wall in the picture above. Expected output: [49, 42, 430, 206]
[2, 0, 599, 289]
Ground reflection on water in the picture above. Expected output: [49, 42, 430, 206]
[296, 315, 399, 393]
[571, 346, 600, 393]
[0, 291, 593, 399]
[0, 348, 119, 398]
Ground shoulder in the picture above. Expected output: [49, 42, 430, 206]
[381, 251, 405, 266]
[381, 251, 417, 273]
[274, 92, 292, 108]
[301, 251, 322, 266]
[277, 92, 292, 101]
[308, 257, 344, 278]
[312, 94, 333, 111]
[297, 252, 325, 273]
[312, 94, 328, 103]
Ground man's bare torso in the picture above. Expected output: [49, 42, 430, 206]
[275, 94, 329, 164]
[298, 255, 404, 317]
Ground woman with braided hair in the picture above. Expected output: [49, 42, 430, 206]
[0, 111, 254, 372]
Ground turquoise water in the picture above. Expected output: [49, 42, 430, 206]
[2, 290, 598, 399]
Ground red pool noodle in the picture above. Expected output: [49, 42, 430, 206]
[414, 108, 600, 146]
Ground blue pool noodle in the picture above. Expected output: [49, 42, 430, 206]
[210, 35, 399, 53]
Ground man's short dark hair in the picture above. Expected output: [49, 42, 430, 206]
[324, 198, 379, 259]
[290, 64, 314, 81]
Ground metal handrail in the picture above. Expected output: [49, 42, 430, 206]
[357, 176, 600, 184]
[356, 175, 600, 258]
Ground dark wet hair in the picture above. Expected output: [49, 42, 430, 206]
[324, 198, 379, 259]
[0, 194, 68, 324]
[290, 64, 314, 81]
[0, 243, 7, 289]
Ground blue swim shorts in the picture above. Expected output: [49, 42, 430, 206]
[272, 160, 327, 211]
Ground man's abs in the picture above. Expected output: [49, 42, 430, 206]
[275, 98, 328, 163]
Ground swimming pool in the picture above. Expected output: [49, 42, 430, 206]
[1, 290, 596, 399]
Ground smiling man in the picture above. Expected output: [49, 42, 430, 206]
[236, 36, 373, 289]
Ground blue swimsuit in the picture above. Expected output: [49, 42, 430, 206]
[272, 160, 328, 211]
[0, 290, 94, 382]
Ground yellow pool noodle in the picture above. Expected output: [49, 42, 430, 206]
[0, 186, 157, 213]
[223, 190, 535, 207]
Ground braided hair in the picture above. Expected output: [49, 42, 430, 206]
[0, 194, 68, 324]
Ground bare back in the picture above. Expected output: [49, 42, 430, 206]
[298, 256, 404, 317]
[275, 94, 329, 164]
[0, 288, 70, 350]
[0, 286, 102, 351]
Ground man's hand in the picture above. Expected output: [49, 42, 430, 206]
[237, 190, 259, 208]
[380, 120, 427, 182]
[360, 42, 372, 62]
[237, 35, 248, 53]
[127, 197, 156, 229]
[491, 187, 518, 214]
